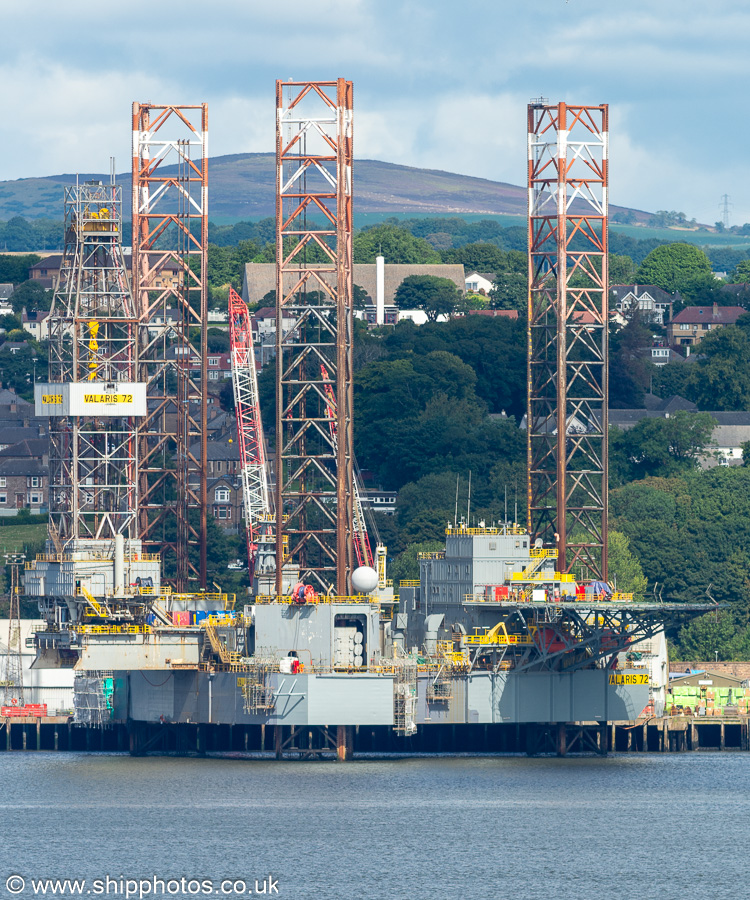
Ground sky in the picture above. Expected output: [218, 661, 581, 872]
[2, 0, 750, 224]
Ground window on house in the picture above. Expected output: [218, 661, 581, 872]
[218, 507, 228, 519]
[30, 477, 39, 488]
[208, 357, 219, 366]
[679, 323, 690, 330]
[208, 371, 219, 380]
[215, 488, 230, 502]
[30, 494, 41, 504]
[0, 478, 6, 488]
[0, 494, 6, 504]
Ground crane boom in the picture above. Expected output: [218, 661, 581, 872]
[320, 365, 374, 569]
[229, 288, 272, 579]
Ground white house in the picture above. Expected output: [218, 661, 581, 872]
[610, 284, 674, 326]
[465, 272, 495, 295]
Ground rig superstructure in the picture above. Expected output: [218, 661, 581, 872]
[23, 89, 712, 757]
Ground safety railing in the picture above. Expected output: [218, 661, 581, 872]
[417, 551, 445, 560]
[510, 571, 575, 583]
[464, 631, 534, 646]
[399, 580, 420, 587]
[69, 624, 153, 635]
[445, 525, 526, 536]
[34, 552, 160, 563]
[529, 548, 558, 559]
[254, 594, 381, 606]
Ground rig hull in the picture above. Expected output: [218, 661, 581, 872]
[115, 668, 648, 727]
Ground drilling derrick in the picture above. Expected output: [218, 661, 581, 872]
[228, 288, 273, 582]
[27, 178, 160, 625]
[275, 79, 354, 594]
[132, 104, 208, 590]
[527, 101, 609, 580]
[45, 180, 140, 543]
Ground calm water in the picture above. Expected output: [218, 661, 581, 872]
[0, 752, 747, 900]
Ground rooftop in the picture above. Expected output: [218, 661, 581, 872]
[671, 304, 746, 325]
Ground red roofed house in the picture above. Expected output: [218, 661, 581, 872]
[667, 302, 746, 348]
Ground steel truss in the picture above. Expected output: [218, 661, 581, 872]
[228, 287, 273, 580]
[527, 102, 609, 579]
[48, 180, 139, 541]
[275, 79, 354, 594]
[467, 602, 702, 674]
[132, 103, 208, 590]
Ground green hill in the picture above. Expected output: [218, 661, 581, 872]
[0, 153, 647, 222]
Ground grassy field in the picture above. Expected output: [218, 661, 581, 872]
[0, 523, 47, 556]
[609, 223, 750, 248]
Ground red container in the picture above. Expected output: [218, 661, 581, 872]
[494, 586, 509, 600]
[173, 611, 191, 627]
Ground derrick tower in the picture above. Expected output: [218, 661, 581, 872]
[275, 79, 354, 594]
[527, 101, 609, 580]
[132, 104, 208, 590]
[46, 178, 141, 544]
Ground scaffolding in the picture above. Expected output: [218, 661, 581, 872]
[393, 661, 418, 736]
[73, 671, 113, 726]
[275, 79, 354, 595]
[132, 103, 208, 590]
[241, 656, 277, 714]
[527, 101, 609, 580]
[426, 663, 452, 703]
[46, 178, 140, 542]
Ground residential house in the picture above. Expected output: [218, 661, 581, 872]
[21, 308, 51, 341]
[29, 252, 182, 293]
[359, 490, 397, 517]
[646, 340, 685, 367]
[0, 438, 50, 515]
[667, 302, 746, 347]
[465, 272, 495, 295]
[187, 439, 243, 532]
[608, 394, 750, 468]
[208, 475, 244, 532]
[360, 304, 399, 326]
[29, 255, 62, 290]
[0, 284, 14, 302]
[610, 284, 676, 326]
[188, 439, 241, 480]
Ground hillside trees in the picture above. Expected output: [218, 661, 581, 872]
[393, 275, 461, 320]
[684, 325, 750, 410]
[353, 224, 441, 264]
[635, 243, 713, 294]
[609, 411, 716, 482]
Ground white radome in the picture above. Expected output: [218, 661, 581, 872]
[351, 566, 378, 594]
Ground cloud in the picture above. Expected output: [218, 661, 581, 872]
[1, 0, 749, 223]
